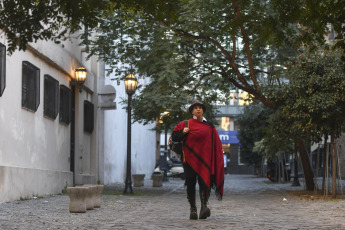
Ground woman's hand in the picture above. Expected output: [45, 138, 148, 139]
[183, 127, 189, 134]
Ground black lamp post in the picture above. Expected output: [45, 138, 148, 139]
[159, 111, 170, 182]
[123, 73, 138, 195]
[159, 111, 170, 150]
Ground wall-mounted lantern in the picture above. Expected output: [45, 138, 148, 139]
[70, 67, 87, 92]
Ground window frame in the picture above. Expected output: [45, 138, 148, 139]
[59, 85, 72, 125]
[44, 74, 59, 120]
[22, 61, 40, 112]
[0, 42, 5, 97]
[84, 100, 94, 134]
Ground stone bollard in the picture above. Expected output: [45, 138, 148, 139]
[132, 174, 145, 187]
[94, 185, 104, 208]
[66, 186, 89, 213]
[152, 174, 164, 187]
[83, 185, 97, 210]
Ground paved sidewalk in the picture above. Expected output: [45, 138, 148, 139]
[1, 175, 345, 229]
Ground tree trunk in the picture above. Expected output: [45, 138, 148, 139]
[291, 146, 301, 186]
[331, 134, 337, 198]
[316, 144, 320, 190]
[261, 157, 265, 177]
[295, 138, 314, 190]
[322, 134, 328, 192]
[281, 153, 286, 182]
[278, 153, 281, 183]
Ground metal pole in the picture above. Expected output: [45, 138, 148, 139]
[164, 129, 168, 150]
[123, 93, 134, 195]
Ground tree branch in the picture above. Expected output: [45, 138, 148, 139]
[232, 0, 260, 92]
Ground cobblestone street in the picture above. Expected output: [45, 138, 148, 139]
[1, 174, 345, 230]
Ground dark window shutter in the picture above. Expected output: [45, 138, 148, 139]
[0, 43, 6, 97]
[35, 69, 40, 111]
[59, 85, 71, 125]
[22, 61, 40, 112]
[84, 100, 94, 134]
[44, 74, 59, 119]
[22, 63, 28, 107]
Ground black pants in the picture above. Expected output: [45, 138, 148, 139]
[184, 163, 208, 193]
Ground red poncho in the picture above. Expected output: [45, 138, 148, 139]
[174, 118, 224, 200]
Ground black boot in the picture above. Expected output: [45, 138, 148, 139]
[187, 179, 198, 220]
[189, 203, 198, 220]
[199, 189, 210, 219]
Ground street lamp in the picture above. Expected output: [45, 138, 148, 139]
[161, 111, 170, 150]
[70, 67, 87, 92]
[123, 73, 138, 195]
[159, 110, 170, 182]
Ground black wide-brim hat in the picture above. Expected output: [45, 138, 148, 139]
[188, 100, 206, 114]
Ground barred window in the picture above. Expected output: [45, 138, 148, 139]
[59, 85, 71, 125]
[22, 61, 40, 112]
[0, 43, 5, 97]
[84, 100, 94, 134]
[44, 75, 59, 119]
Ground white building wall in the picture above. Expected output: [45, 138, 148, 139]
[0, 31, 105, 203]
[103, 77, 156, 184]
[0, 47, 72, 202]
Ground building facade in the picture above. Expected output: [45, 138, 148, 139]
[215, 104, 255, 175]
[102, 76, 157, 184]
[0, 30, 107, 203]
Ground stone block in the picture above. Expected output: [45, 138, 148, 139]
[94, 185, 104, 208]
[152, 174, 163, 187]
[83, 185, 97, 210]
[66, 186, 88, 213]
[132, 174, 145, 187]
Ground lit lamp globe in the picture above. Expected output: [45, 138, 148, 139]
[74, 67, 87, 92]
[124, 73, 138, 95]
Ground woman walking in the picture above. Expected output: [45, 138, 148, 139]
[172, 100, 224, 220]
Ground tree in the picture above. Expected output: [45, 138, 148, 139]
[90, 11, 228, 129]
[2, 0, 344, 190]
[237, 101, 274, 174]
[267, 48, 345, 196]
[269, 0, 345, 59]
[0, 0, 113, 53]
[117, 0, 315, 190]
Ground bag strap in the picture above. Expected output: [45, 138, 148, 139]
[184, 119, 188, 128]
[182, 119, 189, 163]
[183, 119, 189, 140]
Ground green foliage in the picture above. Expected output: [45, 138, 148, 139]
[3, 0, 343, 188]
[239, 47, 345, 161]
[0, 0, 112, 53]
[267, 47, 345, 143]
[270, 0, 345, 54]
[19, 196, 29, 201]
[237, 101, 275, 165]
[252, 139, 267, 158]
[89, 7, 231, 127]
[2, 0, 345, 143]
[61, 181, 68, 194]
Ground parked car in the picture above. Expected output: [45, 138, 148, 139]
[153, 155, 185, 180]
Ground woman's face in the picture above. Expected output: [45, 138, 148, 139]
[192, 105, 204, 117]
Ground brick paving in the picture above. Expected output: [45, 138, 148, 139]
[1, 174, 345, 229]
